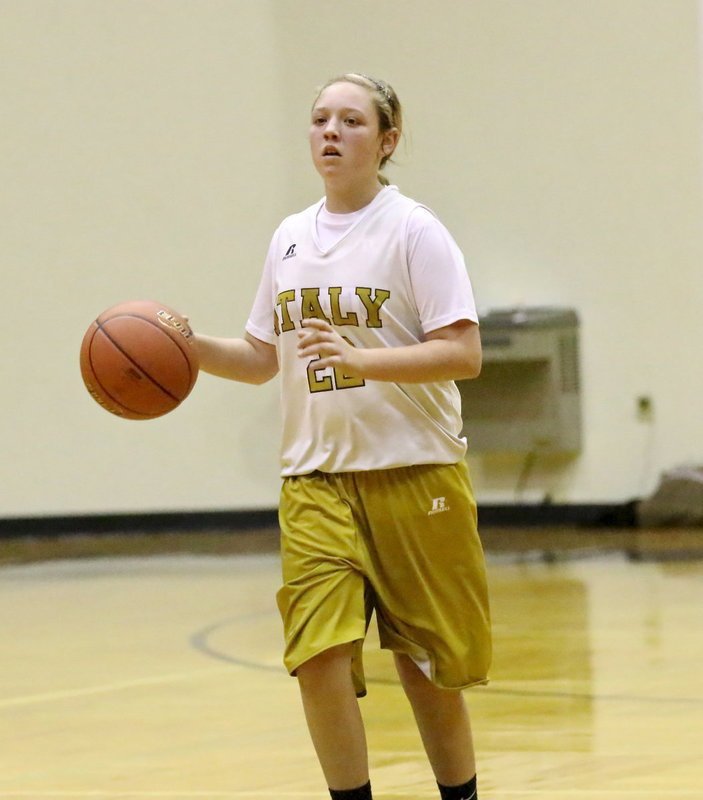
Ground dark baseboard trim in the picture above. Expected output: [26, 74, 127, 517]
[0, 509, 279, 539]
[0, 502, 639, 540]
[478, 501, 640, 528]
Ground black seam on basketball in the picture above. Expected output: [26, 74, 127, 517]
[88, 346, 151, 419]
[95, 319, 188, 405]
[98, 313, 196, 385]
[85, 328, 155, 417]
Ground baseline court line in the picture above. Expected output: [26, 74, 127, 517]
[0, 665, 238, 709]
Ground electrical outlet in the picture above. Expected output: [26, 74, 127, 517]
[637, 395, 653, 421]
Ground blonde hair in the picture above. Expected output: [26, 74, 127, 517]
[314, 73, 403, 184]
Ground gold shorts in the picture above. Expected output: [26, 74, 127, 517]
[276, 462, 492, 696]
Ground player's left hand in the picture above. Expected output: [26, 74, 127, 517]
[297, 318, 363, 376]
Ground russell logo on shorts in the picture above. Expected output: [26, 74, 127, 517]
[428, 496, 450, 516]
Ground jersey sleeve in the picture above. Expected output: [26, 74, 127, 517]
[245, 233, 279, 346]
[406, 206, 478, 334]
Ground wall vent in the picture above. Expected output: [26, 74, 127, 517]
[458, 307, 582, 453]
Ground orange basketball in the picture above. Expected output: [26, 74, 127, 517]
[80, 300, 199, 420]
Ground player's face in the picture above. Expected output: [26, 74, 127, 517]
[309, 82, 387, 185]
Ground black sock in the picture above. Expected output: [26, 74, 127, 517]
[329, 780, 372, 800]
[437, 774, 477, 800]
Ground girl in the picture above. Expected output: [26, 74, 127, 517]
[195, 73, 491, 800]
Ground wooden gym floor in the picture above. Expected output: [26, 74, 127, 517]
[1, 525, 702, 799]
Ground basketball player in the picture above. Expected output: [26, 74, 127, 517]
[195, 74, 491, 800]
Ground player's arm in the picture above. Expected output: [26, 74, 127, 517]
[195, 331, 279, 385]
[297, 317, 481, 383]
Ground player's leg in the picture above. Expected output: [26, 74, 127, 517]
[394, 652, 477, 791]
[357, 462, 490, 799]
[277, 472, 373, 798]
[297, 643, 371, 793]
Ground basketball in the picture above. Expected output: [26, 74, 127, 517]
[80, 300, 200, 420]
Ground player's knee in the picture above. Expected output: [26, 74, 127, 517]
[297, 642, 355, 683]
[393, 652, 426, 684]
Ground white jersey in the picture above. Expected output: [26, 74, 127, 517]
[246, 185, 478, 476]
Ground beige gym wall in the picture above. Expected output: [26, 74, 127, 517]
[2, 0, 702, 516]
